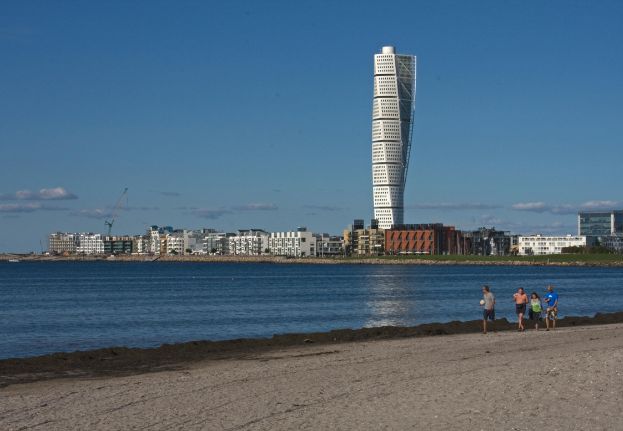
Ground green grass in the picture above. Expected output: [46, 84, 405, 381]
[335, 253, 623, 264]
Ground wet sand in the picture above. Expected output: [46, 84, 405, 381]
[2, 317, 623, 430]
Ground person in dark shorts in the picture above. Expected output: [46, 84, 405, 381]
[513, 287, 529, 331]
[543, 285, 559, 331]
[528, 292, 542, 330]
[481, 285, 495, 334]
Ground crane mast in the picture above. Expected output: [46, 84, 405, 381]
[104, 187, 128, 236]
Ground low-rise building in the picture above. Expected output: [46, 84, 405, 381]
[166, 231, 185, 255]
[76, 233, 104, 255]
[344, 219, 384, 255]
[598, 235, 623, 254]
[132, 235, 149, 254]
[385, 224, 461, 255]
[229, 229, 269, 255]
[315, 233, 344, 257]
[48, 232, 78, 254]
[269, 228, 316, 257]
[204, 232, 231, 255]
[103, 236, 133, 255]
[461, 227, 512, 256]
[518, 234, 588, 255]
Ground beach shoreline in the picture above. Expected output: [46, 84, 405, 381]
[2, 311, 623, 389]
[2, 322, 622, 430]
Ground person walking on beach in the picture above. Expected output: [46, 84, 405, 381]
[481, 286, 495, 334]
[528, 292, 542, 331]
[543, 285, 559, 331]
[513, 287, 529, 331]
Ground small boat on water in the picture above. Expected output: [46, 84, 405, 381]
[8, 259, 20, 263]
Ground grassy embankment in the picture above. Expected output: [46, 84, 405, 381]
[2, 253, 623, 266]
[338, 253, 623, 265]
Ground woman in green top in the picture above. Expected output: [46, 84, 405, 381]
[528, 292, 542, 331]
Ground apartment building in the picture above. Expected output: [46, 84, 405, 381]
[269, 228, 316, 257]
[518, 235, 589, 255]
[229, 229, 269, 255]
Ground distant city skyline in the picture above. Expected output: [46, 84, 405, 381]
[2, 1, 623, 252]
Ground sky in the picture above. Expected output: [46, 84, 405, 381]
[1, 0, 622, 252]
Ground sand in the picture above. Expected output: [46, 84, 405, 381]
[2, 323, 622, 430]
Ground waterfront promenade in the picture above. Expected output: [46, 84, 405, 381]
[3, 252, 623, 266]
[2, 323, 622, 430]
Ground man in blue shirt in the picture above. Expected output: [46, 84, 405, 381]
[543, 285, 559, 331]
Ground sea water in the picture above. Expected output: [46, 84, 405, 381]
[2, 261, 623, 359]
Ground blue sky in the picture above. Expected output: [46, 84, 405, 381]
[1, 0, 622, 252]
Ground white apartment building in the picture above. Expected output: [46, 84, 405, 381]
[76, 233, 104, 254]
[148, 229, 161, 255]
[372, 45, 416, 229]
[518, 235, 587, 255]
[269, 230, 316, 257]
[166, 233, 185, 255]
[229, 229, 269, 256]
[132, 236, 149, 254]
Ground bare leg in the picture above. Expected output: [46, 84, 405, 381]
[545, 309, 551, 330]
[519, 312, 524, 331]
[483, 318, 487, 334]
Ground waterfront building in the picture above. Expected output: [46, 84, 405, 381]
[518, 235, 589, 255]
[601, 235, 623, 253]
[204, 232, 232, 255]
[578, 210, 623, 236]
[269, 228, 316, 257]
[103, 236, 133, 254]
[344, 220, 385, 255]
[148, 228, 161, 254]
[76, 233, 104, 255]
[229, 229, 269, 256]
[461, 227, 512, 256]
[48, 232, 78, 254]
[165, 231, 185, 255]
[385, 224, 461, 255]
[182, 229, 208, 255]
[132, 235, 149, 254]
[372, 45, 416, 229]
[315, 233, 344, 257]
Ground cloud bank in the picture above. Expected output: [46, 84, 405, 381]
[511, 200, 622, 215]
[190, 208, 233, 219]
[408, 202, 500, 210]
[232, 203, 278, 211]
[0, 187, 78, 201]
[0, 203, 68, 213]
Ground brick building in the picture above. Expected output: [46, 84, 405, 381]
[384, 224, 462, 255]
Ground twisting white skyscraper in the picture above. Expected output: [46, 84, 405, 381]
[371, 46, 416, 229]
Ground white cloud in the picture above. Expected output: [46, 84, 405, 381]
[232, 203, 278, 211]
[0, 187, 78, 201]
[0, 203, 67, 213]
[191, 208, 232, 219]
[409, 202, 500, 210]
[512, 200, 622, 215]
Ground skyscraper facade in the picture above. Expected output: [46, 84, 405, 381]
[371, 46, 416, 229]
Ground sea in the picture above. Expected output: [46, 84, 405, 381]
[2, 261, 623, 359]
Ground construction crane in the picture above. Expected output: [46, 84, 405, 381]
[104, 187, 128, 236]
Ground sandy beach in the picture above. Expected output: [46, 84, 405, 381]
[2, 322, 622, 430]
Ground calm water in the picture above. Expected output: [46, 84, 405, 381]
[2, 262, 623, 359]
